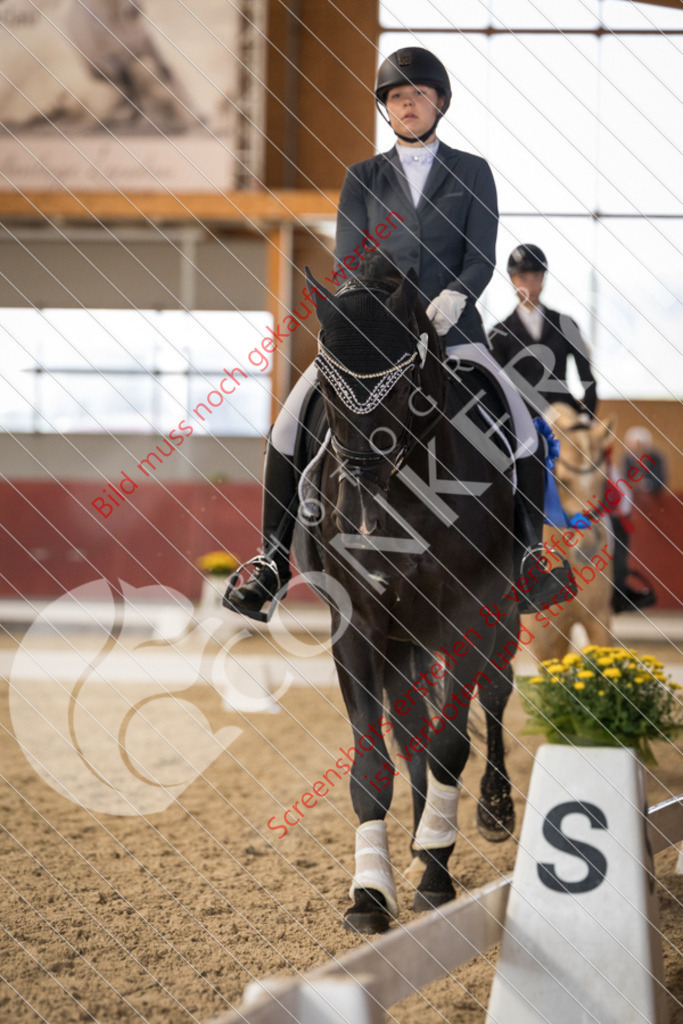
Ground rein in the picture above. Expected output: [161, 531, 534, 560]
[556, 455, 606, 475]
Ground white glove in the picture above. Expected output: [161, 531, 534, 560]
[425, 289, 468, 337]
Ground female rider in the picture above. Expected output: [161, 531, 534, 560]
[225, 47, 568, 620]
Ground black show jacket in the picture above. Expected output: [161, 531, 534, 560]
[334, 142, 498, 347]
[489, 306, 598, 416]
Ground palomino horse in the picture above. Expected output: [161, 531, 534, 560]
[292, 259, 518, 933]
[522, 402, 614, 661]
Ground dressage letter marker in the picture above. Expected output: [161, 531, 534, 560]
[486, 745, 668, 1024]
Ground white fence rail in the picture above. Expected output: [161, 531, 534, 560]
[209, 795, 683, 1024]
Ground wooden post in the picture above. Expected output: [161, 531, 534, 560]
[267, 223, 294, 422]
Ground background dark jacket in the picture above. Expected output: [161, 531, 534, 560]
[489, 306, 598, 416]
[334, 141, 498, 347]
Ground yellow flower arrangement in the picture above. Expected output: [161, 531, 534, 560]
[196, 550, 239, 576]
[518, 645, 682, 763]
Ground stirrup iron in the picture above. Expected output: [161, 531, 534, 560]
[222, 555, 286, 623]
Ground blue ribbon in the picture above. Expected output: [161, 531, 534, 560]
[534, 416, 571, 529]
[569, 512, 592, 530]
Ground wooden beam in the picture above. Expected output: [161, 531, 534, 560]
[209, 798, 683, 1024]
[631, 0, 683, 8]
[266, 223, 295, 419]
[264, 0, 379, 189]
[0, 189, 339, 226]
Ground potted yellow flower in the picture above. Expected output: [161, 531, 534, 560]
[196, 550, 239, 608]
[518, 645, 682, 764]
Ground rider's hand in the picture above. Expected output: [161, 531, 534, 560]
[426, 290, 468, 337]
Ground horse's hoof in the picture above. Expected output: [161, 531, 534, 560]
[413, 886, 455, 913]
[411, 843, 455, 911]
[477, 796, 516, 843]
[343, 888, 392, 935]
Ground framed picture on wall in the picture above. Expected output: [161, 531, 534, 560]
[0, 0, 266, 193]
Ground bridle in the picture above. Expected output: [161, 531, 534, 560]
[314, 282, 427, 488]
[328, 420, 415, 488]
[556, 421, 606, 475]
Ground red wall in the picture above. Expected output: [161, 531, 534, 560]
[628, 492, 683, 611]
[1, 481, 680, 609]
[0, 480, 262, 601]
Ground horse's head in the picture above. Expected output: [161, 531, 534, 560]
[306, 260, 441, 535]
[544, 402, 614, 510]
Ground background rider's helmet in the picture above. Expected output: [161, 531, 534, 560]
[507, 244, 548, 275]
[375, 48, 451, 142]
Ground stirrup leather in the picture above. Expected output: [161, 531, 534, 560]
[222, 555, 287, 623]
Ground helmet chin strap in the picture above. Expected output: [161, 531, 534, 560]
[377, 101, 443, 145]
[394, 118, 440, 144]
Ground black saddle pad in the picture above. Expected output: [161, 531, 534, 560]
[445, 358, 517, 461]
[293, 384, 328, 476]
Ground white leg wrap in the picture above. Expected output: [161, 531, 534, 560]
[349, 820, 398, 918]
[415, 770, 460, 849]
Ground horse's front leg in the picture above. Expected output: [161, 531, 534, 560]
[477, 623, 516, 842]
[331, 616, 398, 934]
[409, 671, 468, 912]
[383, 642, 432, 842]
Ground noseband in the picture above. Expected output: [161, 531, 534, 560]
[329, 422, 414, 487]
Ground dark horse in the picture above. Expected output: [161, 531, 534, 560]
[292, 258, 518, 933]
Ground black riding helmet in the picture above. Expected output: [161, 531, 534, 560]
[508, 244, 548, 275]
[375, 47, 451, 144]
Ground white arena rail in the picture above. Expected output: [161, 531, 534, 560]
[209, 795, 683, 1024]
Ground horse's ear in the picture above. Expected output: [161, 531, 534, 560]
[305, 266, 333, 324]
[386, 267, 419, 320]
[591, 415, 615, 448]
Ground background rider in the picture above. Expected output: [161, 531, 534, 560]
[489, 244, 597, 421]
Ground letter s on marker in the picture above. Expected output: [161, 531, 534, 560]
[537, 801, 608, 893]
[267, 816, 288, 840]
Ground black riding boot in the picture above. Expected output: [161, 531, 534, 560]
[610, 515, 656, 613]
[223, 438, 297, 622]
[514, 447, 577, 615]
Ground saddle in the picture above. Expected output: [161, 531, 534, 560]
[444, 354, 520, 490]
[445, 344, 539, 473]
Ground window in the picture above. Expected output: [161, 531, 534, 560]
[0, 309, 272, 435]
[377, 1, 683, 400]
